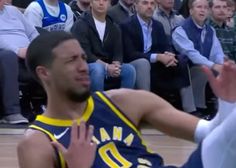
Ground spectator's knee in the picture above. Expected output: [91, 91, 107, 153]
[137, 58, 150, 70]
[121, 63, 136, 78]
[89, 63, 106, 76]
[0, 50, 17, 61]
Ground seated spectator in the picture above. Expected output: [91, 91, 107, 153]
[208, 0, 236, 62]
[108, 0, 135, 24]
[0, 3, 39, 124]
[71, 0, 136, 91]
[153, 0, 185, 49]
[120, 0, 187, 93]
[172, 0, 224, 115]
[225, 0, 235, 27]
[24, 0, 74, 32]
[153, 0, 197, 113]
[69, 0, 90, 21]
[0, 50, 28, 124]
[174, 0, 184, 11]
[62, 0, 73, 4]
[12, 0, 33, 9]
[179, 0, 190, 18]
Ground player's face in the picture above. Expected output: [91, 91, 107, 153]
[50, 39, 90, 102]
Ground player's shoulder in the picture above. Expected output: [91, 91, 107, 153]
[18, 129, 53, 154]
[105, 88, 155, 101]
[17, 129, 57, 168]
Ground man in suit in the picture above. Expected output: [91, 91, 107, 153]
[120, 0, 192, 112]
[108, 0, 135, 24]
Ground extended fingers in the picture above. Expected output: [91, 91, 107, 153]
[86, 125, 95, 143]
[78, 121, 86, 141]
[71, 120, 79, 144]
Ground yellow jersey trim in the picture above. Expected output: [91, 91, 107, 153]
[96, 92, 154, 153]
[29, 125, 66, 168]
[35, 96, 94, 126]
[96, 92, 140, 136]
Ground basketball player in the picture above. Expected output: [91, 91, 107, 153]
[17, 31, 236, 168]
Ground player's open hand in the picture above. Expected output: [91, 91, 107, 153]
[203, 61, 236, 103]
[52, 121, 97, 168]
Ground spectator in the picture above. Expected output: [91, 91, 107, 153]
[120, 0, 180, 92]
[12, 0, 33, 9]
[179, 0, 190, 17]
[69, 0, 90, 20]
[208, 0, 236, 62]
[71, 0, 136, 91]
[153, 0, 185, 49]
[108, 0, 135, 24]
[0, 2, 38, 124]
[174, 0, 183, 11]
[172, 0, 224, 116]
[153, 0, 197, 113]
[225, 0, 235, 27]
[24, 0, 74, 32]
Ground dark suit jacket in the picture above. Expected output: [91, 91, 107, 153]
[120, 15, 189, 90]
[120, 15, 171, 63]
[108, 3, 131, 25]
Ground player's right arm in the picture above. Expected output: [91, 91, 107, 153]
[17, 130, 57, 168]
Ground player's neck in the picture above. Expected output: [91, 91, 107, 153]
[45, 95, 88, 120]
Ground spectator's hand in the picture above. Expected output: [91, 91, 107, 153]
[18, 48, 27, 59]
[203, 61, 236, 102]
[157, 52, 178, 67]
[112, 61, 121, 77]
[108, 63, 121, 77]
[112, 61, 121, 69]
[52, 121, 97, 168]
[212, 64, 223, 73]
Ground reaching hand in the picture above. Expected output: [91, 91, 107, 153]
[203, 61, 236, 102]
[52, 121, 97, 168]
[212, 64, 223, 73]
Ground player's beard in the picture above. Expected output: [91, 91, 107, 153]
[66, 88, 91, 103]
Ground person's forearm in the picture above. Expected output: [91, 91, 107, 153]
[172, 27, 215, 67]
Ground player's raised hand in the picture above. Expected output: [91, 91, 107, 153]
[203, 61, 236, 103]
[52, 121, 97, 168]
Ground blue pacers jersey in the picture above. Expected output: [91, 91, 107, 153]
[29, 92, 165, 168]
[37, 0, 67, 31]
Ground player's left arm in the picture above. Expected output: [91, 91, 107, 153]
[106, 89, 199, 142]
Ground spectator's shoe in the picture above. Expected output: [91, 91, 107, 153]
[203, 114, 213, 121]
[0, 114, 29, 124]
[189, 111, 205, 118]
[202, 112, 217, 121]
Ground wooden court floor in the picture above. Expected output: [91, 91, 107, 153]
[0, 128, 196, 168]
